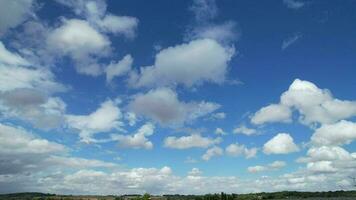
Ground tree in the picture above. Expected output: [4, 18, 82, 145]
[143, 193, 151, 200]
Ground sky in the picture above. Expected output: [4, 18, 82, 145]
[0, 0, 356, 195]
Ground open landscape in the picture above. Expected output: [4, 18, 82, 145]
[0, 0, 356, 199]
[1, 191, 356, 200]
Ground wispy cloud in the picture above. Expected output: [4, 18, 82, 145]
[282, 33, 302, 50]
[283, 0, 305, 10]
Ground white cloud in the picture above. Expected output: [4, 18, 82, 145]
[247, 165, 267, 173]
[164, 134, 221, 149]
[297, 146, 354, 163]
[189, 21, 238, 44]
[125, 112, 137, 126]
[0, 42, 67, 129]
[47, 19, 110, 76]
[105, 54, 133, 83]
[269, 161, 287, 169]
[225, 143, 258, 158]
[296, 145, 356, 174]
[210, 112, 226, 120]
[248, 161, 286, 173]
[215, 128, 227, 135]
[0, 41, 65, 93]
[96, 15, 138, 38]
[129, 87, 220, 125]
[202, 146, 223, 161]
[0, 123, 66, 155]
[263, 133, 299, 154]
[282, 33, 302, 50]
[306, 161, 337, 173]
[311, 120, 356, 146]
[0, 91, 66, 129]
[283, 0, 305, 10]
[233, 125, 258, 136]
[0, 0, 34, 34]
[129, 39, 234, 88]
[66, 99, 123, 143]
[251, 79, 356, 126]
[111, 123, 154, 149]
[190, 0, 218, 23]
[0, 41, 30, 66]
[55, 0, 138, 38]
[251, 104, 292, 125]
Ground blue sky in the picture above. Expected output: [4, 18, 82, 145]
[0, 0, 356, 195]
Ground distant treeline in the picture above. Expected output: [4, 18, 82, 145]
[163, 191, 356, 200]
[1, 190, 356, 200]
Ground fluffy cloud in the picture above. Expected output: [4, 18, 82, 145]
[0, 122, 118, 180]
[296, 145, 356, 174]
[0, 90, 66, 129]
[251, 79, 356, 126]
[129, 39, 234, 88]
[251, 104, 292, 125]
[247, 161, 286, 173]
[215, 128, 227, 135]
[47, 19, 110, 76]
[164, 134, 221, 149]
[0, 41, 67, 128]
[0, 0, 34, 34]
[111, 123, 154, 149]
[55, 0, 138, 38]
[129, 87, 220, 125]
[233, 125, 258, 136]
[202, 146, 223, 161]
[96, 15, 138, 38]
[225, 143, 258, 158]
[311, 120, 356, 146]
[105, 54, 133, 83]
[263, 133, 299, 154]
[0, 41, 65, 93]
[66, 99, 123, 143]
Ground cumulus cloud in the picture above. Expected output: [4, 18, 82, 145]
[129, 39, 234, 88]
[105, 54, 133, 83]
[215, 128, 227, 135]
[251, 79, 356, 126]
[47, 19, 110, 76]
[164, 134, 221, 149]
[233, 125, 258, 136]
[251, 104, 292, 125]
[111, 123, 154, 149]
[0, 0, 35, 34]
[0, 41, 67, 128]
[263, 133, 299, 154]
[296, 145, 356, 174]
[55, 0, 138, 38]
[66, 99, 123, 143]
[248, 161, 286, 173]
[311, 120, 356, 146]
[129, 87, 220, 126]
[0, 122, 119, 188]
[202, 146, 223, 161]
[225, 143, 258, 158]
